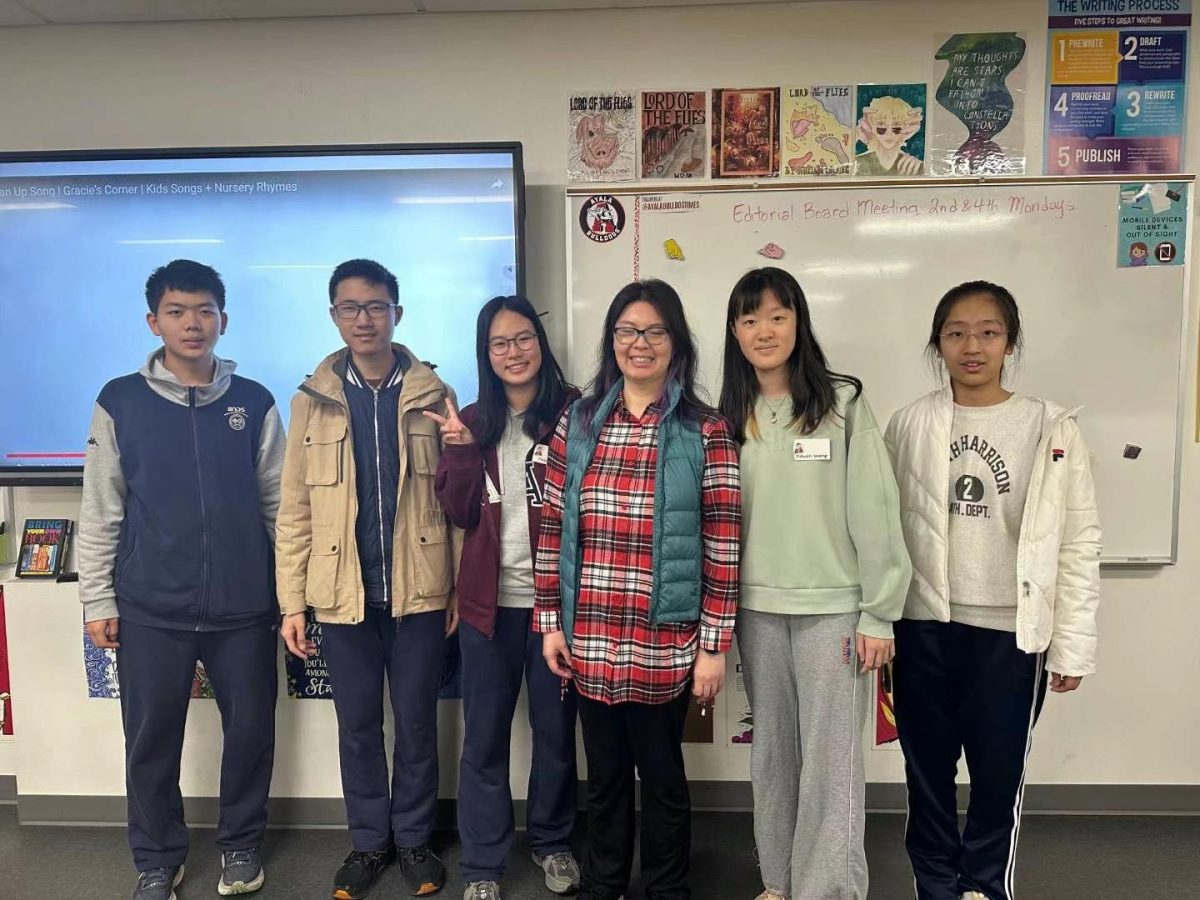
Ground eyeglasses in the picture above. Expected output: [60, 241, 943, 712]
[488, 332, 538, 356]
[332, 301, 395, 320]
[939, 328, 1007, 346]
[613, 325, 670, 346]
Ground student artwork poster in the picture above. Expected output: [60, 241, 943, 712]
[641, 90, 708, 179]
[83, 628, 216, 700]
[931, 33, 1029, 175]
[711, 87, 781, 178]
[855, 83, 928, 177]
[781, 85, 854, 176]
[568, 91, 637, 183]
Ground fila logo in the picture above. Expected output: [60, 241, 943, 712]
[1052, 448, 1065, 462]
[225, 406, 248, 432]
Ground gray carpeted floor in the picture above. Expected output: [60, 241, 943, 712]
[0, 804, 1195, 898]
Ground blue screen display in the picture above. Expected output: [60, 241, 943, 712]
[0, 147, 522, 470]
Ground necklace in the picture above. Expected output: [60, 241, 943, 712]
[762, 395, 789, 424]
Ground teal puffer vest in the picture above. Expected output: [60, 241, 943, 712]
[558, 379, 704, 644]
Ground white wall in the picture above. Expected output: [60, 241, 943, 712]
[1, 0, 1198, 803]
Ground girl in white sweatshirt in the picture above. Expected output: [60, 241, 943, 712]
[884, 281, 1101, 900]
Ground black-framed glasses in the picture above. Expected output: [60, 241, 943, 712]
[613, 325, 670, 346]
[488, 332, 538, 356]
[332, 301, 395, 320]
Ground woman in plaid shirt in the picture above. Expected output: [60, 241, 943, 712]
[534, 279, 741, 900]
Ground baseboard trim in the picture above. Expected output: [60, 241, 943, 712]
[16, 781, 1200, 826]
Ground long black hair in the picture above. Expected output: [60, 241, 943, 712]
[925, 280, 1024, 375]
[472, 295, 569, 450]
[719, 267, 861, 442]
[577, 279, 710, 432]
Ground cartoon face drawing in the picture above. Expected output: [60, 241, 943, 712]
[859, 96, 922, 153]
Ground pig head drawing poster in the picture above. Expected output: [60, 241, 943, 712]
[568, 91, 636, 183]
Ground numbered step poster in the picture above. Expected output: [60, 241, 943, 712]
[1045, 0, 1190, 174]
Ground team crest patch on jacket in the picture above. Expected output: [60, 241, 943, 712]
[225, 406, 248, 431]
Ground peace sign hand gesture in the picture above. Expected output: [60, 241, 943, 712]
[423, 397, 474, 445]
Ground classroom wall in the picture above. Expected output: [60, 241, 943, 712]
[1, 0, 1198, 807]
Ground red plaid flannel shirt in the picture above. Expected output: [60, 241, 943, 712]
[534, 395, 741, 705]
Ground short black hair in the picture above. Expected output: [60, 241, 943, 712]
[328, 259, 399, 305]
[145, 259, 226, 314]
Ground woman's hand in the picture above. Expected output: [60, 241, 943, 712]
[692, 650, 726, 706]
[543, 630, 574, 679]
[856, 633, 895, 673]
[1050, 673, 1083, 693]
[422, 398, 474, 446]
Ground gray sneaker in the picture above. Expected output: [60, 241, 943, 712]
[218, 848, 265, 895]
[133, 865, 184, 900]
[464, 881, 502, 900]
[532, 850, 581, 895]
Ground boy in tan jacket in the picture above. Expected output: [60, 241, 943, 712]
[277, 259, 458, 900]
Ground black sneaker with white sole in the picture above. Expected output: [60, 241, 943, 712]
[218, 848, 265, 895]
[132, 865, 184, 900]
[398, 845, 446, 896]
[333, 846, 395, 900]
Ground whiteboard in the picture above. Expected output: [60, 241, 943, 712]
[567, 176, 1193, 564]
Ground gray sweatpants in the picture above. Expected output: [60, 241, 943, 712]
[737, 609, 869, 900]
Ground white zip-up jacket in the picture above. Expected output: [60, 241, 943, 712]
[884, 387, 1102, 676]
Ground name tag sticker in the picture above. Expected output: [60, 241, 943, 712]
[793, 438, 831, 461]
[532, 443, 549, 464]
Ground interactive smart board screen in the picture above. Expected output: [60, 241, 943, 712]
[0, 144, 524, 480]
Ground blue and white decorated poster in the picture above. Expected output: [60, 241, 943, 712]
[1117, 181, 1188, 266]
[1046, 1, 1191, 174]
[285, 610, 463, 701]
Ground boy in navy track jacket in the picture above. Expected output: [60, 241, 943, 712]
[78, 260, 284, 900]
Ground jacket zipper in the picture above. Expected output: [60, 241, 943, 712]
[372, 384, 390, 614]
[189, 387, 210, 631]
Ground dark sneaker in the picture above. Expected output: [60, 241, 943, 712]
[218, 848, 265, 895]
[398, 845, 446, 896]
[463, 881, 501, 900]
[333, 846, 395, 900]
[532, 850, 581, 894]
[132, 865, 184, 900]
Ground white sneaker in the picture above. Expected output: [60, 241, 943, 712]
[961, 892, 988, 900]
[464, 881, 501, 900]
[531, 850, 581, 894]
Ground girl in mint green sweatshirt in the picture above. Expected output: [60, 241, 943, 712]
[719, 267, 911, 900]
